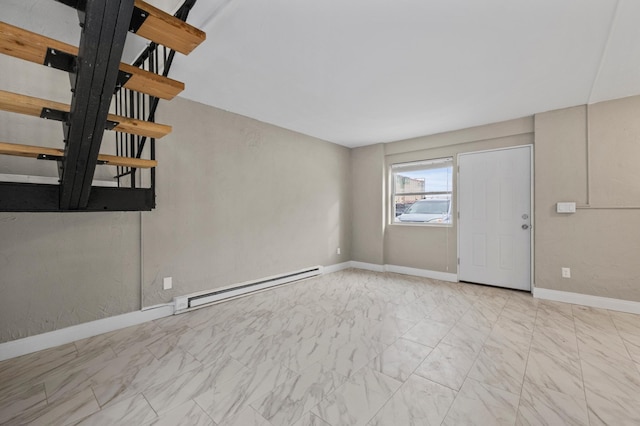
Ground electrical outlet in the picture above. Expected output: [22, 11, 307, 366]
[336, 247, 341, 255]
[163, 277, 172, 290]
[561, 268, 571, 278]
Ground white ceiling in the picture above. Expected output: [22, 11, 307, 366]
[171, 0, 640, 147]
[6, 0, 640, 147]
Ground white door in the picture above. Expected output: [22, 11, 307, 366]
[458, 146, 531, 291]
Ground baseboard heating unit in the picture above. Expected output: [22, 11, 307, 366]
[173, 266, 322, 313]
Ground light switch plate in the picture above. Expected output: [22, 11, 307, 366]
[557, 202, 576, 213]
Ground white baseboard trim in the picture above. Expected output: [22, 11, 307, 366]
[384, 264, 458, 283]
[346, 262, 458, 282]
[534, 287, 640, 315]
[0, 305, 174, 362]
[350, 261, 386, 273]
[322, 262, 352, 274]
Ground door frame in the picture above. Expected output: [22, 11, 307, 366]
[456, 145, 534, 293]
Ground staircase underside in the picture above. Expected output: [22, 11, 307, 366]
[0, 0, 205, 212]
[0, 182, 154, 212]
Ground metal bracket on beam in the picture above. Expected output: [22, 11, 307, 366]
[114, 70, 132, 92]
[43, 48, 77, 73]
[129, 7, 149, 33]
[35, 153, 105, 168]
[40, 108, 69, 123]
[113, 70, 131, 93]
[105, 120, 119, 130]
[34, 154, 109, 167]
[37, 154, 64, 161]
[39, 107, 118, 132]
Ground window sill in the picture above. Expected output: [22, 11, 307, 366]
[389, 222, 454, 228]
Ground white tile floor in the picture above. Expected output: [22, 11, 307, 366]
[1, 269, 640, 425]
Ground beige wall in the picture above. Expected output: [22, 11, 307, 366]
[534, 97, 640, 301]
[141, 98, 351, 306]
[0, 212, 141, 343]
[0, 95, 352, 342]
[350, 144, 385, 264]
[350, 117, 534, 273]
[351, 95, 640, 303]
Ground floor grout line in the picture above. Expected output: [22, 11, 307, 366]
[571, 304, 593, 426]
[513, 295, 540, 424]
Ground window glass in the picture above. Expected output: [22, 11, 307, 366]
[392, 158, 453, 224]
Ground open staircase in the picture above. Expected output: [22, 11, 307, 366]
[0, 0, 205, 211]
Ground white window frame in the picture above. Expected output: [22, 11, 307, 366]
[390, 157, 454, 226]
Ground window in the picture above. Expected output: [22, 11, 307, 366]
[391, 157, 453, 224]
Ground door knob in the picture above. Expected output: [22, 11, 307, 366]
[522, 224, 529, 230]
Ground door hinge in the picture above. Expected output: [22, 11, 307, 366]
[457, 257, 460, 265]
[457, 211, 460, 219]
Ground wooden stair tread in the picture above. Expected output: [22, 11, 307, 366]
[134, 0, 206, 55]
[0, 141, 157, 168]
[0, 22, 184, 100]
[0, 90, 172, 139]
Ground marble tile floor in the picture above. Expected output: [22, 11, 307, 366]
[2, 269, 640, 425]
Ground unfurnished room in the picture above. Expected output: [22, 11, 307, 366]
[1, 0, 640, 425]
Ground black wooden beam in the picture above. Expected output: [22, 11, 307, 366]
[59, 0, 135, 210]
[0, 183, 60, 211]
[86, 186, 154, 211]
[0, 183, 154, 212]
